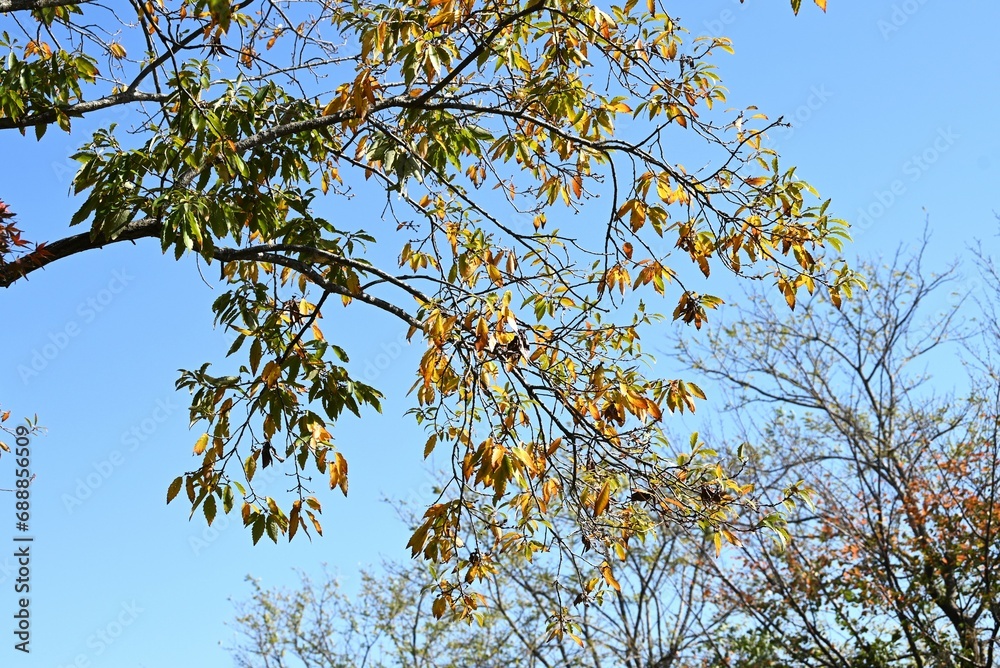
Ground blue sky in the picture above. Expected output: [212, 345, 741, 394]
[0, 1, 998, 666]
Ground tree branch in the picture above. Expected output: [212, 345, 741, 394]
[0, 91, 170, 131]
[0, 0, 90, 12]
[0, 218, 159, 287]
[211, 247, 422, 328]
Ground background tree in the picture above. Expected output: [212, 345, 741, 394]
[0, 0, 848, 609]
[228, 519, 725, 668]
[676, 242, 1000, 668]
[229, 243, 1000, 668]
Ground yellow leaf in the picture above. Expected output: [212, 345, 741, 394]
[594, 481, 611, 517]
[109, 42, 127, 59]
[335, 452, 349, 495]
[193, 433, 209, 455]
[829, 286, 842, 309]
[321, 98, 341, 116]
[660, 495, 687, 510]
[432, 596, 448, 619]
[261, 360, 281, 388]
[426, 10, 454, 30]
[814, 0, 827, 10]
[600, 561, 621, 592]
[784, 286, 797, 310]
[307, 510, 323, 536]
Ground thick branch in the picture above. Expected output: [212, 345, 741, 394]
[1, 222, 423, 331]
[0, 218, 159, 287]
[0, 91, 170, 131]
[0, 0, 90, 12]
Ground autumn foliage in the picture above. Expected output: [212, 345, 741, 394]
[1, 0, 842, 612]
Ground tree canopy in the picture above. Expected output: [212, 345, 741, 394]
[0, 0, 852, 615]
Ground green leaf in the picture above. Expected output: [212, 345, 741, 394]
[249, 338, 262, 375]
[204, 494, 217, 525]
[209, 0, 232, 31]
[266, 515, 279, 543]
[166, 476, 183, 504]
[227, 334, 246, 357]
[222, 485, 235, 514]
[251, 515, 265, 545]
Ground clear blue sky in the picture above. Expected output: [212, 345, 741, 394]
[0, 2, 998, 666]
